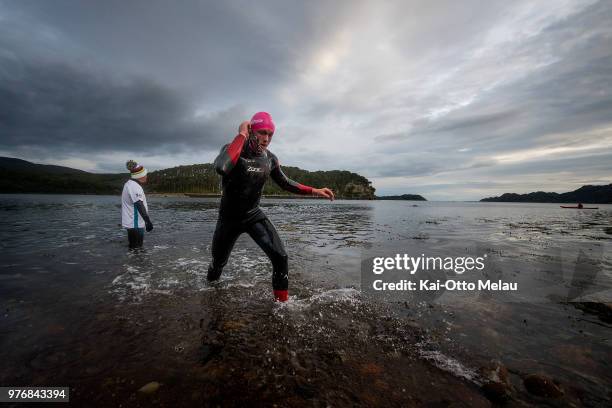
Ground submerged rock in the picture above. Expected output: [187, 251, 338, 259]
[479, 360, 510, 384]
[482, 382, 511, 402]
[479, 360, 512, 402]
[523, 374, 563, 398]
[571, 302, 612, 324]
[222, 319, 248, 331]
[359, 362, 384, 376]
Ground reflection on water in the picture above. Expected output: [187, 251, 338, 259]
[0, 194, 611, 405]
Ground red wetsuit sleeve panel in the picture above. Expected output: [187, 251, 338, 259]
[214, 134, 247, 175]
[269, 155, 313, 195]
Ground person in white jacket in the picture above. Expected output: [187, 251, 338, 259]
[121, 160, 153, 249]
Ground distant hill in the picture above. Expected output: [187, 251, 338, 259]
[480, 184, 612, 204]
[0, 157, 376, 199]
[147, 163, 375, 199]
[376, 194, 427, 201]
[0, 157, 125, 194]
[0, 157, 88, 175]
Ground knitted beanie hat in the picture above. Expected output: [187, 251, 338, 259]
[126, 160, 147, 179]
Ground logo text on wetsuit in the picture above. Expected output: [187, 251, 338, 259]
[247, 166, 263, 172]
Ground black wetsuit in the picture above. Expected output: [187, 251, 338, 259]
[207, 133, 313, 291]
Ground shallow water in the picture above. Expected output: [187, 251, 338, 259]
[0, 194, 611, 405]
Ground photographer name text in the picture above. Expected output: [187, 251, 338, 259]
[372, 279, 517, 291]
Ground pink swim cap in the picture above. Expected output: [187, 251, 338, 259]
[250, 112, 275, 134]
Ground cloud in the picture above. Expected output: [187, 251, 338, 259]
[0, 0, 353, 159]
[0, 0, 611, 199]
[0, 50, 251, 156]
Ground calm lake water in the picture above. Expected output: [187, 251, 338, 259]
[0, 194, 610, 405]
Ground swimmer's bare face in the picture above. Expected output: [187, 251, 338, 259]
[254, 129, 273, 150]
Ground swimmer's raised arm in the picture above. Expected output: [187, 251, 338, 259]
[214, 121, 250, 176]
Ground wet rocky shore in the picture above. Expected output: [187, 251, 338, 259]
[3, 279, 604, 407]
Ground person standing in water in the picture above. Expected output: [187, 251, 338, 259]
[208, 112, 335, 302]
[121, 160, 154, 249]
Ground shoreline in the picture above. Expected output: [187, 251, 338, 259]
[2, 285, 495, 407]
[2, 281, 592, 407]
[151, 193, 369, 199]
[2, 192, 610, 205]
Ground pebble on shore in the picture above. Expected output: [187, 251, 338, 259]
[137, 381, 161, 394]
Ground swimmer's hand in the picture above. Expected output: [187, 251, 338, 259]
[313, 187, 335, 201]
[145, 220, 154, 232]
[238, 121, 251, 138]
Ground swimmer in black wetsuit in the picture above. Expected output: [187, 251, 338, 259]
[207, 112, 335, 302]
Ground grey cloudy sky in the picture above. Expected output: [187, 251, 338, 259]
[1, 0, 611, 200]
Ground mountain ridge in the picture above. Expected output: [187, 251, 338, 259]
[0, 157, 376, 199]
[480, 184, 612, 204]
